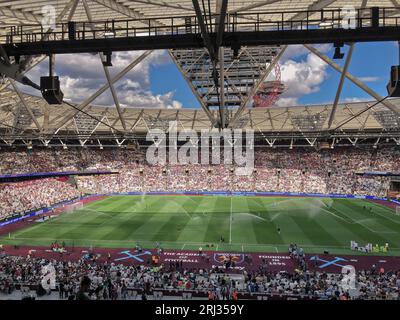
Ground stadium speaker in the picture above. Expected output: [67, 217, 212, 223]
[387, 66, 400, 97]
[333, 46, 344, 60]
[40, 76, 64, 105]
[371, 7, 380, 28]
[68, 21, 76, 40]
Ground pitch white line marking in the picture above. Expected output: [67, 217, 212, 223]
[7, 236, 400, 252]
[309, 203, 397, 234]
[367, 207, 400, 225]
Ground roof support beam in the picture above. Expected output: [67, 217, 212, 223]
[328, 44, 355, 128]
[229, 0, 338, 128]
[0, 55, 47, 92]
[328, 0, 368, 128]
[168, 50, 217, 126]
[130, 109, 144, 131]
[92, 0, 164, 27]
[229, 45, 287, 128]
[0, 6, 40, 23]
[290, 0, 339, 21]
[9, 79, 42, 131]
[56, 50, 152, 131]
[304, 44, 400, 115]
[215, 0, 228, 128]
[215, 0, 228, 52]
[82, 0, 127, 131]
[126, 0, 193, 11]
[0, 43, 41, 132]
[192, 0, 215, 60]
[219, 47, 226, 128]
[20, 0, 80, 71]
[228, 0, 283, 14]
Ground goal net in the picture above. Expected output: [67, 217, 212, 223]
[396, 206, 400, 215]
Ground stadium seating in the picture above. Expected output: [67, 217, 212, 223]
[0, 254, 399, 300]
[1, 147, 399, 220]
[0, 178, 80, 220]
[0, 147, 400, 301]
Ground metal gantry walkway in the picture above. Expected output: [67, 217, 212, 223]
[2, 7, 400, 55]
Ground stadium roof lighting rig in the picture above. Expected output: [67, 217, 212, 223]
[0, 2, 400, 142]
[291, 113, 328, 132]
[373, 111, 400, 130]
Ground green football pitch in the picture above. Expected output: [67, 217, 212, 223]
[2, 195, 400, 255]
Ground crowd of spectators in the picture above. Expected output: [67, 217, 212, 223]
[0, 146, 399, 300]
[0, 253, 399, 300]
[74, 147, 395, 198]
[0, 179, 80, 220]
[0, 146, 398, 220]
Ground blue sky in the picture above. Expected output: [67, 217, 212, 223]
[21, 42, 399, 109]
[297, 42, 398, 106]
[149, 62, 201, 108]
[149, 42, 399, 108]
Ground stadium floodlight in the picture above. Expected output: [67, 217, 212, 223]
[319, 19, 333, 28]
[104, 31, 115, 38]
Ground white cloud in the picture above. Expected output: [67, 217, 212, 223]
[274, 97, 298, 107]
[344, 97, 368, 103]
[22, 50, 183, 109]
[275, 52, 329, 107]
[357, 76, 380, 82]
[281, 44, 331, 62]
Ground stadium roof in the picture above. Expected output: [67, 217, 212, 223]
[0, 0, 400, 145]
[0, 0, 398, 25]
[1, 87, 399, 132]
